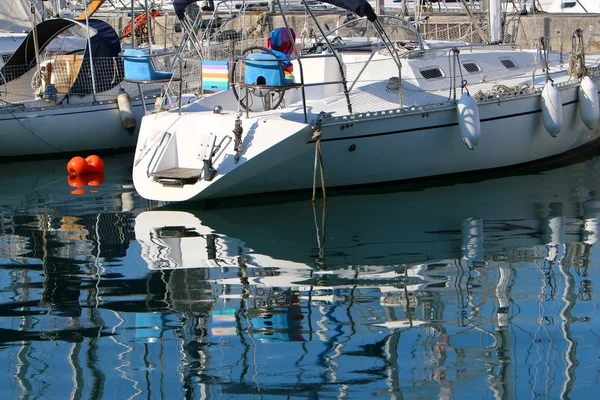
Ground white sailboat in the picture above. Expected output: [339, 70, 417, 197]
[131, 0, 600, 202]
[0, 0, 185, 159]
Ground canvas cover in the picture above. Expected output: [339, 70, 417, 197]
[0, 18, 123, 96]
[319, 0, 377, 21]
[174, 0, 197, 19]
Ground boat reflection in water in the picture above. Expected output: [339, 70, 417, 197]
[3, 154, 600, 398]
[134, 157, 600, 399]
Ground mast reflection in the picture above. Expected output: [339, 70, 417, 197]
[132, 157, 600, 398]
[2, 155, 600, 398]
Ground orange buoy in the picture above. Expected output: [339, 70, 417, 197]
[67, 156, 89, 175]
[67, 155, 105, 175]
[85, 155, 105, 173]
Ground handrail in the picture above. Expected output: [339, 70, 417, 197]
[121, 51, 184, 114]
[119, 51, 181, 59]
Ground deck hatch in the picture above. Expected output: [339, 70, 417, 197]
[420, 67, 443, 79]
[462, 61, 480, 73]
[500, 58, 517, 69]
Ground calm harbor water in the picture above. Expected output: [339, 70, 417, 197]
[2, 151, 600, 399]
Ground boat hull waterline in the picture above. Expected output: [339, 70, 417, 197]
[0, 100, 147, 157]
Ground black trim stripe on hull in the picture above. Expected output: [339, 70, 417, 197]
[310, 98, 580, 143]
[0, 101, 146, 121]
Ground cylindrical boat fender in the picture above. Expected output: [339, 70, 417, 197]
[456, 92, 481, 150]
[117, 87, 136, 132]
[541, 81, 562, 137]
[578, 76, 600, 130]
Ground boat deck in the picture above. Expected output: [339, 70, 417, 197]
[301, 54, 600, 118]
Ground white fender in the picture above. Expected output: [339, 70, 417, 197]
[117, 88, 136, 132]
[456, 92, 480, 150]
[579, 76, 600, 130]
[541, 81, 562, 137]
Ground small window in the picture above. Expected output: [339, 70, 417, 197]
[462, 61, 480, 73]
[500, 58, 517, 69]
[420, 67, 443, 79]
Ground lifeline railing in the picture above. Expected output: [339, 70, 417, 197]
[0, 57, 168, 111]
[121, 50, 184, 114]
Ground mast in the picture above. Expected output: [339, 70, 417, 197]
[30, 0, 42, 92]
[82, 0, 98, 101]
[489, 0, 503, 43]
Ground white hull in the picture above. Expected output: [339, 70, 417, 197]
[0, 99, 147, 157]
[133, 77, 600, 201]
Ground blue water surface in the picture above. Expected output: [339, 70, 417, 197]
[1, 151, 600, 399]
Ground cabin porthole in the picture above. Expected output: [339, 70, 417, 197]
[349, 144, 356, 152]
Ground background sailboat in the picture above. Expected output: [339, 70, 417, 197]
[0, 0, 189, 158]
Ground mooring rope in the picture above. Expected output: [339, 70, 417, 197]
[472, 82, 530, 100]
[311, 119, 327, 267]
[569, 28, 586, 78]
[311, 124, 326, 203]
[312, 198, 326, 267]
